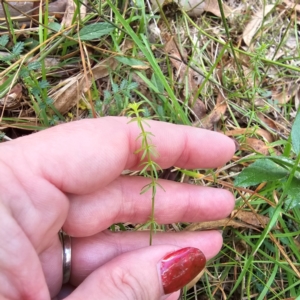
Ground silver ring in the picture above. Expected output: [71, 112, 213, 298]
[59, 230, 72, 284]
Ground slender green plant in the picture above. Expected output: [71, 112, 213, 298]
[127, 101, 163, 245]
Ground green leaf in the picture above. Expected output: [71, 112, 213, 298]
[143, 106, 150, 117]
[24, 38, 39, 50]
[0, 54, 13, 62]
[112, 82, 119, 93]
[12, 42, 24, 56]
[140, 183, 152, 194]
[27, 61, 41, 70]
[39, 102, 46, 110]
[104, 90, 111, 101]
[19, 67, 29, 77]
[95, 100, 102, 112]
[0, 131, 5, 140]
[291, 111, 300, 155]
[0, 35, 9, 47]
[120, 79, 128, 90]
[151, 73, 164, 93]
[157, 105, 165, 118]
[115, 56, 147, 67]
[114, 93, 122, 108]
[128, 102, 142, 111]
[124, 90, 131, 98]
[234, 159, 289, 187]
[295, 294, 300, 300]
[75, 23, 115, 41]
[127, 82, 139, 90]
[48, 22, 61, 33]
[31, 87, 40, 97]
[45, 97, 54, 105]
[106, 2, 190, 125]
[38, 80, 50, 89]
[284, 178, 300, 210]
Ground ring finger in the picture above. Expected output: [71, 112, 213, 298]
[70, 230, 223, 286]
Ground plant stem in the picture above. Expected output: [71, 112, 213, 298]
[127, 101, 161, 246]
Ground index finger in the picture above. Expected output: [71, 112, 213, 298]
[3, 117, 235, 194]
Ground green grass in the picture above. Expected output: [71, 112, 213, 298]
[1, 0, 300, 298]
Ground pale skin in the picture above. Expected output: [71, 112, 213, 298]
[0, 117, 235, 300]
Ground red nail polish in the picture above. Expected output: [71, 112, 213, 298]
[160, 247, 206, 294]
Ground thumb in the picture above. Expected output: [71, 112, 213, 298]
[66, 246, 206, 300]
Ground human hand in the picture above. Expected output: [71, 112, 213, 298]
[0, 117, 235, 300]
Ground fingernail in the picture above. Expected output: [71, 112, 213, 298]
[160, 247, 206, 294]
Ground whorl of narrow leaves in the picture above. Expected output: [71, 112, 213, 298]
[127, 102, 158, 162]
[127, 101, 162, 244]
[126, 102, 161, 186]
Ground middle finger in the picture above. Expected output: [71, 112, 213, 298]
[64, 176, 234, 237]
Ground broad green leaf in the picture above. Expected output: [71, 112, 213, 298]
[291, 111, 300, 155]
[284, 178, 300, 210]
[284, 195, 299, 210]
[48, 22, 61, 33]
[115, 56, 147, 67]
[234, 159, 288, 187]
[75, 23, 114, 41]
